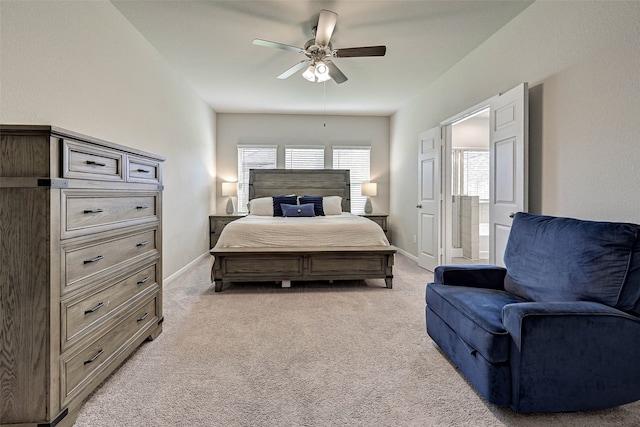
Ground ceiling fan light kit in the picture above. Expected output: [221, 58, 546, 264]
[303, 61, 331, 82]
[253, 9, 386, 84]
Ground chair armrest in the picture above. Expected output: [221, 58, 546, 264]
[502, 301, 640, 348]
[432, 265, 507, 290]
[502, 301, 640, 412]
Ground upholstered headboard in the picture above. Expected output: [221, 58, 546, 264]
[249, 169, 351, 213]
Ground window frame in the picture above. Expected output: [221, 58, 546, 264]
[236, 145, 278, 213]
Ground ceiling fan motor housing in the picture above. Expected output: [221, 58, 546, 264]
[304, 39, 333, 61]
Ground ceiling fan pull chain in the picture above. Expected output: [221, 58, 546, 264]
[323, 81, 327, 127]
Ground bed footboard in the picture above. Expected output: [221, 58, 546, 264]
[210, 246, 396, 292]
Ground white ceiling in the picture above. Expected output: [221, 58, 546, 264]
[112, 1, 532, 116]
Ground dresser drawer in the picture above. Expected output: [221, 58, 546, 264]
[127, 156, 161, 184]
[64, 228, 158, 291]
[60, 295, 158, 405]
[61, 263, 158, 349]
[62, 139, 124, 182]
[62, 190, 159, 238]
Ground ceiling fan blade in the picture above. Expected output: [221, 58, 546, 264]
[334, 46, 387, 58]
[277, 61, 309, 79]
[253, 38, 304, 54]
[315, 9, 338, 47]
[325, 60, 347, 84]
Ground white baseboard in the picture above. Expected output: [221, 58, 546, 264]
[395, 247, 418, 263]
[164, 251, 210, 286]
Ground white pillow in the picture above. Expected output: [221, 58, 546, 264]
[248, 197, 273, 216]
[323, 196, 343, 215]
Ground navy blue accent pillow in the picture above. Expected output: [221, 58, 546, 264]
[272, 195, 297, 217]
[299, 195, 324, 216]
[281, 203, 315, 217]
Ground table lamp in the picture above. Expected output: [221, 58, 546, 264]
[222, 182, 237, 214]
[361, 182, 377, 214]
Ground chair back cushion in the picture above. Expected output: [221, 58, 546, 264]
[504, 213, 640, 313]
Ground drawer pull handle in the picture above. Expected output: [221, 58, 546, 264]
[83, 208, 104, 214]
[136, 205, 149, 210]
[84, 348, 104, 365]
[136, 241, 149, 247]
[137, 168, 151, 173]
[84, 301, 104, 314]
[86, 160, 106, 167]
[137, 276, 150, 285]
[137, 312, 150, 322]
[83, 255, 104, 264]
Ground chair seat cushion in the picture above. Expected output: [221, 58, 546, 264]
[427, 283, 527, 363]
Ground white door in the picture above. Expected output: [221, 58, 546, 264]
[489, 83, 528, 266]
[417, 127, 441, 271]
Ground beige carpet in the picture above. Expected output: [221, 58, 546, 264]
[74, 253, 640, 426]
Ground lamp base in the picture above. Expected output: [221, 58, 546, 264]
[225, 197, 235, 214]
[364, 197, 373, 214]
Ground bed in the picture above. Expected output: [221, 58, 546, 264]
[209, 169, 396, 292]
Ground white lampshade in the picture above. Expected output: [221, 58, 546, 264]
[361, 182, 377, 197]
[302, 65, 316, 82]
[315, 62, 331, 82]
[221, 182, 237, 197]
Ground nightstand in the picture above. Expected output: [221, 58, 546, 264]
[209, 214, 245, 248]
[360, 214, 391, 244]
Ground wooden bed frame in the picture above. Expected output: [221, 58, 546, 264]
[210, 169, 396, 292]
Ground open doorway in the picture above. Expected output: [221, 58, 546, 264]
[417, 83, 528, 271]
[450, 108, 490, 264]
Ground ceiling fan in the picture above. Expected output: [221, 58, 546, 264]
[253, 9, 386, 84]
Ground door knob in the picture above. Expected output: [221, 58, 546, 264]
[416, 204, 422, 209]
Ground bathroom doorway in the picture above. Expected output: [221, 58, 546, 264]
[447, 107, 490, 264]
[417, 83, 528, 270]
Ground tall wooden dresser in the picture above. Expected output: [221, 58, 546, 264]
[0, 125, 164, 427]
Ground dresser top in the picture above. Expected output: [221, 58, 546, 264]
[1, 125, 165, 162]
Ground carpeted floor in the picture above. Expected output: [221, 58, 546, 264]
[74, 253, 640, 426]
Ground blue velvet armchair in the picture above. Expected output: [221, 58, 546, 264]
[425, 212, 640, 413]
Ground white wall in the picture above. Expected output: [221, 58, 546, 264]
[390, 1, 640, 257]
[216, 113, 390, 214]
[0, 1, 216, 278]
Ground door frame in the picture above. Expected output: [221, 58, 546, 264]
[440, 99, 492, 265]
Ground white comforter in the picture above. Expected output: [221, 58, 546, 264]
[214, 213, 390, 248]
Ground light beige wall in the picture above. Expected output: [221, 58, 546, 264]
[0, 0, 216, 278]
[216, 113, 390, 214]
[390, 1, 640, 257]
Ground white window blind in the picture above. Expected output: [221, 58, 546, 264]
[332, 146, 371, 214]
[462, 150, 489, 200]
[285, 146, 325, 169]
[237, 145, 277, 213]
[452, 149, 489, 200]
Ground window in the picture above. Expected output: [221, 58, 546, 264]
[285, 146, 325, 169]
[452, 149, 489, 200]
[332, 146, 371, 214]
[237, 145, 277, 213]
